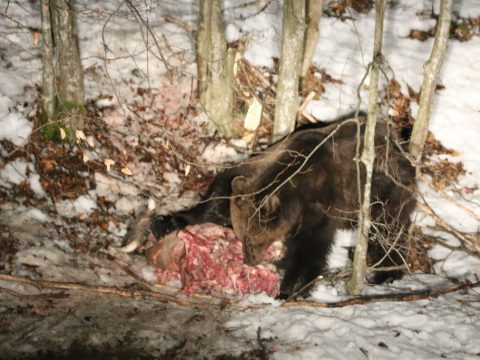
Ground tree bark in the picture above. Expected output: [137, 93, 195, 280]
[197, 0, 209, 106]
[40, 0, 85, 141]
[197, 0, 236, 138]
[40, 0, 55, 120]
[52, 0, 85, 131]
[273, 0, 306, 142]
[301, 0, 323, 78]
[409, 0, 452, 163]
[346, 0, 386, 296]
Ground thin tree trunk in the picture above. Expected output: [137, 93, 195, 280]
[40, 0, 85, 141]
[409, 0, 452, 162]
[52, 0, 85, 131]
[273, 0, 306, 142]
[40, 0, 55, 120]
[197, 0, 236, 138]
[346, 0, 386, 296]
[197, 0, 210, 106]
[301, 0, 323, 78]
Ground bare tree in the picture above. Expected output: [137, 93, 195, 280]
[409, 0, 452, 163]
[346, 0, 386, 296]
[301, 0, 323, 78]
[273, 0, 306, 142]
[197, 0, 236, 138]
[40, 0, 85, 141]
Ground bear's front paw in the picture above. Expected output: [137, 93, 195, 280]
[150, 215, 187, 239]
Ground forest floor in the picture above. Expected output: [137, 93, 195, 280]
[1, 1, 480, 359]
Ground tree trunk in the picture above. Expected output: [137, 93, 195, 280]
[346, 0, 386, 296]
[40, 0, 55, 121]
[273, 0, 306, 142]
[301, 0, 323, 78]
[409, 0, 452, 163]
[52, 0, 85, 133]
[40, 0, 85, 141]
[197, 0, 236, 138]
[197, 0, 209, 106]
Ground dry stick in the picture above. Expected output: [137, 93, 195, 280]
[124, 0, 172, 84]
[160, 15, 196, 35]
[0, 273, 221, 308]
[420, 174, 480, 223]
[282, 279, 480, 308]
[0, 286, 69, 299]
[100, 251, 156, 290]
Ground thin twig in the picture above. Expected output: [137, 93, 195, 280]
[282, 279, 480, 308]
[0, 273, 223, 308]
[160, 15, 196, 35]
[125, 0, 172, 83]
[418, 202, 480, 256]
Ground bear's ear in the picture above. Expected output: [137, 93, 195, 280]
[265, 193, 280, 213]
[231, 176, 249, 194]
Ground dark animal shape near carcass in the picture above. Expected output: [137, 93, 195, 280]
[150, 115, 416, 299]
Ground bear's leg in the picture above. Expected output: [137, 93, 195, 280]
[367, 224, 408, 284]
[151, 167, 243, 238]
[279, 222, 337, 299]
[368, 180, 415, 283]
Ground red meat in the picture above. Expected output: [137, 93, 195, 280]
[146, 223, 280, 298]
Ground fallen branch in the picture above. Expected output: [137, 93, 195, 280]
[282, 279, 480, 308]
[0, 286, 69, 300]
[0, 273, 226, 309]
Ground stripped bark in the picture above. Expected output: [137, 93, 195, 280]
[346, 0, 386, 296]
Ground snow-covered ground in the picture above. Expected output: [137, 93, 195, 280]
[1, 0, 480, 359]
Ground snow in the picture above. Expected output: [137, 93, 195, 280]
[0, 159, 30, 185]
[56, 195, 97, 218]
[328, 229, 356, 270]
[24, 208, 50, 223]
[1, 0, 480, 358]
[228, 275, 480, 360]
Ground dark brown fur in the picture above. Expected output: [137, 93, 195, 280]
[151, 117, 416, 298]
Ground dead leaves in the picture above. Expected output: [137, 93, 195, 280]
[423, 132, 460, 158]
[422, 158, 466, 190]
[37, 143, 91, 200]
[407, 29, 435, 42]
[408, 14, 479, 42]
[325, 0, 373, 19]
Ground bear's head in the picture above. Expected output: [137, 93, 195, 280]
[230, 175, 297, 265]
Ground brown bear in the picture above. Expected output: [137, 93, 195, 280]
[149, 115, 416, 298]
